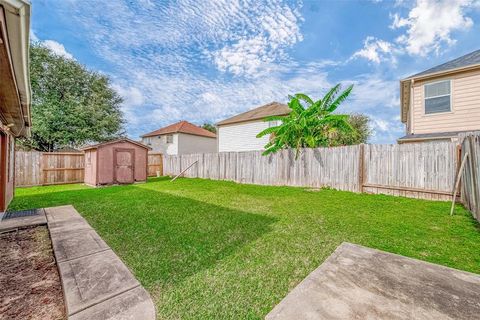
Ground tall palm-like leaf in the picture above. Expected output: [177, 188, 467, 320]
[257, 84, 355, 159]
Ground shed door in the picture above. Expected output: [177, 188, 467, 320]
[114, 148, 135, 184]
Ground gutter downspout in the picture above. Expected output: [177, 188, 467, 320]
[409, 79, 414, 135]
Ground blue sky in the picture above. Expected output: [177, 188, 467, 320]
[31, 0, 480, 143]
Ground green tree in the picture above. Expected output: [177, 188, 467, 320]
[20, 43, 125, 151]
[201, 123, 217, 133]
[330, 113, 371, 146]
[257, 84, 354, 159]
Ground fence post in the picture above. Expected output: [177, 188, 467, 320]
[468, 136, 478, 216]
[358, 144, 365, 193]
[41, 153, 46, 185]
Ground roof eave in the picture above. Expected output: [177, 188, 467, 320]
[401, 63, 480, 82]
[81, 138, 152, 151]
[142, 131, 216, 139]
[397, 134, 459, 144]
[1, 0, 31, 138]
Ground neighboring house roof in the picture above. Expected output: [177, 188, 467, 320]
[0, 0, 31, 137]
[404, 49, 480, 80]
[81, 138, 151, 151]
[141, 120, 216, 138]
[217, 102, 290, 126]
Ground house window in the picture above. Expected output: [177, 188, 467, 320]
[424, 80, 451, 114]
[166, 134, 173, 144]
[269, 121, 278, 127]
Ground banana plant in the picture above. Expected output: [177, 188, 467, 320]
[257, 84, 354, 159]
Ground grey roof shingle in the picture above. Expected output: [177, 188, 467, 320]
[217, 102, 290, 126]
[406, 49, 480, 79]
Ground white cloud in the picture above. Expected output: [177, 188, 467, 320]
[111, 85, 145, 108]
[351, 36, 396, 63]
[42, 40, 74, 60]
[110, 84, 145, 126]
[213, 36, 269, 76]
[373, 118, 389, 131]
[391, 0, 475, 56]
[353, 0, 478, 63]
[349, 76, 398, 111]
[30, 30, 39, 42]
[211, 3, 303, 76]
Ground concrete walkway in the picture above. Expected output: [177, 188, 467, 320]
[0, 205, 155, 320]
[266, 242, 480, 320]
[45, 205, 155, 320]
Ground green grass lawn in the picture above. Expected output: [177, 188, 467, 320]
[10, 177, 480, 319]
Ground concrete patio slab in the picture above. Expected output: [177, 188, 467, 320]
[0, 209, 46, 232]
[69, 286, 156, 320]
[266, 242, 480, 320]
[45, 205, 155, 319]
[50, 228, 109, 263]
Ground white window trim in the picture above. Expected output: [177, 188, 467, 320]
[423, 79, 453, 116]
[268, 120, 278, 128]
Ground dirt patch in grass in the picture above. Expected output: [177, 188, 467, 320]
[0, 226, 65, 320]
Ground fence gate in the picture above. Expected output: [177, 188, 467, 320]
[147, 153, 163, 177]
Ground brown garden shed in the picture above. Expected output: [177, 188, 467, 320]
[82, 138, 151, 186]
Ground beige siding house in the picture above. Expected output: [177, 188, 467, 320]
[141, 121, 217, 155]
[217, 102, 290, 152]
[399, 49, 480, 143]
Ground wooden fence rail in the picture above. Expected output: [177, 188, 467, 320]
[15, 151, 164, 187]
[164, 142, 458, 201]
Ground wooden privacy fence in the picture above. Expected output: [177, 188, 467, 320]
[164, 142, 458, 201]
[460, 135, 480, 222]
[16, 151, 164, 187]
[147, 153, 163, 177]
[16, 151, 85, 187]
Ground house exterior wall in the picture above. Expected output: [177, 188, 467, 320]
[218, 120, 273, 152]
[177, 133, 216, 154]
[410, 68, 480, 134]
[84, 149, 97, 186]
[142, 133, 216, 155]
[142, 133, 179, 155]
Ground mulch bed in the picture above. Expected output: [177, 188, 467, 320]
[0, 226, 65, 320]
